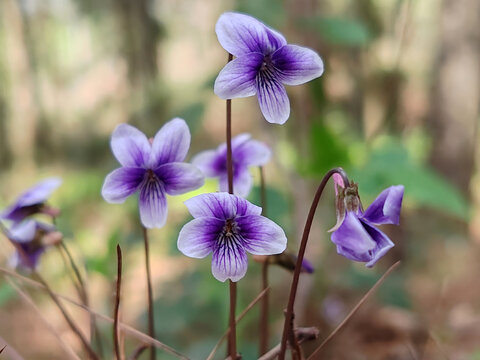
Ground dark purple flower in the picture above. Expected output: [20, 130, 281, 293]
[177, 192, 287, 282]
[8, 220, 62, 270]
[1, 178, 62, 223]
[102, 119, 204, 228]
[330, 182, 404, 267]
[192, 133, 271, 197]
[214, 12, 324, 124]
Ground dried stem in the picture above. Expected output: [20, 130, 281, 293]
[114, 245, 123, 360]
[279, 168, 350, 360]
[258, 327, 319, 360]
[142, 226, 156, 360]
[258, 166, 269, 356]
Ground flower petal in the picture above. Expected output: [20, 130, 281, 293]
[362, 222, 394, 268]
[214, 53, 263, 99]
[150, 118, 191, 167]
[177, 217, 224, 258]
[102, 167, 144, 203]
[362, 185, 404, 225]
[9, 220, 38, 244]
[272, 44, 324, 86]
[157, 163, 204, 195]
[111, 124, 150, 167]
[184, 193, 261, 220]
[192, 150, 223, 177]
[331, 212, 376, 253]
[139, 179, 168, 228]
[236, 215, 287, 255]
[215, 12, 286, 57]
[211, 238, 248, 282]
[235, 139, 271, 167]
[256, 74, 290, 124]
[219, 166, 253, 198]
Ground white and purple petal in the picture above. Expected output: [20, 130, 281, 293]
[256, 74, 290, 124]
[362, 221, 395, 268]
[218, 166, 253, 198]
[211, 238, 248, 282]
[192, 150, 224, 177]
[138, 179, 168, 229]
[101, 167, 145, 204]
[272, 44, 324, 86]
[236, 215, 287, 255]
[214, 54, 263, 100]
[177, 217, 224, 258]
[330, 212, 376, 253]
[361, 185, 404, 225]
[157, 163, 204, 196]
[235, 138, 271, 167]
[111, 124, 150, 167]
[149, 118, 191, 167]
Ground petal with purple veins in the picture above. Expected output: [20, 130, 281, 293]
[236, 215, 287, 255]
[211, 238, 248, 282]
[185, 193, 261, 220]
[362, 221, 395, 268]
[219, 166, 253, 198]
[235, 139, 271, 167]
[192, 150, 223, 177]
[111, 124, 150, 167]
[138, 179, 168, 229]
[102, 167, 145, 204]
[177, 217, 224, 258]
[331, 212, 376, 253]
[149, 118, 191, 167]
[362, 185, 404, 225]
[157, 163, 204, 196]
[256, 73, 290, 124]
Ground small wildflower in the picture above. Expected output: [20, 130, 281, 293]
[177, 192, 287, 282]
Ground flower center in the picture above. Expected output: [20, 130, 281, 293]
[223, 218, 237, 237]
[146, 169, 158, 182]
[260, 54, 273, 73]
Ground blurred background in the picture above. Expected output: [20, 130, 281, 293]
[0, 0, 479, 359]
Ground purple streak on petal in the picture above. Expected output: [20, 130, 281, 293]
[362, 222, 395, 268]
[101, 167, 145, 203]
[138, 178, 168, 228]
[256, 73, 290, 124]
[185, 193, 261, 220]
[236, 215, 287, 255]
[215, 12, 286, 57]
[362, 185, 404, 225]
[111, 124, 150, 167]
[211, 237, 248, 282]
[272, 44, 324, 86]
[235, 138, 271, 167]
[336, 244, 371, 263]
[331, 212, 376, 253]
[157, 163, 204, 196]
[192, 150, 223, 177]
[150, 118, 191, 167]
[177, 217, 224, 258]
[214, 54, 263, 99]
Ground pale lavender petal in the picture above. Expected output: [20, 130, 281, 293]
[219, 166, 253, 198]
[139, 179, 168, 228]
[256, 74, 290, 124]
[9, 220, 37, 244]
[362, 185, 404, 225]
[150, 118, 191, 167]
[101, 167, 145, 203]
[216, 133, 252, 159]
[215, 12, 286, 57]
[272, 44, 324, 86]
[177, 217, 224, 258]
[362, 222, 394, 268]
[157, 163, 204, 195]
[331, 212, 376, 253]
[214, 54, 263, 99]
[236, 215, 287, 255]
[235, 139, 271, 167]
[192, 150, 223, 177]
[111, 124, 150, 167]
[185, 193, 261, 220]
[211, 239, 248, 282]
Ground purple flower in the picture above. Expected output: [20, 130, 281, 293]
[330, 183, 404, 268]
[8, 220, 62, 270]
[177, 192, 287, 282]
[192, 133, 271, 197]
[214, 12, 324, 124]
[1, 178, 62, 223]
[102, 119, 204, 228]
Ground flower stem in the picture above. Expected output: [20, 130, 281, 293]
[258, 166, 269, 356]
[142, 226, 156, 360]
[114, 244, 123, 360]
[278, 167, 350, 360]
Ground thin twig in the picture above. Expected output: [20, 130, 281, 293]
[306, 261, 401, 359]
[258, 166, 269, 356]
[129, 344, 149, 360]
[142, 226, 156, 360]
[259, 327, 319, 360]
[0, 335, 24, 360]
[114, 245, 123, 360]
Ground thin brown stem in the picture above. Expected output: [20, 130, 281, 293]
[114, 245, 123, 360]
[142, 226, 156, 360]
[258, 165, 269, 356]
[279, 168, 349, 360]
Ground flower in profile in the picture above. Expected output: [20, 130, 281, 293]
[214, 12, 324, 124]
[329, 180, 404, 268]
[102, 119, 204, 228]
[177, 192, 287, 282]
[1, 178, 62, 223]
[8, 220, 62, 270]
[192, 133, 271, 197]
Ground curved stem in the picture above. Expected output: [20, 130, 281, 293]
[142, 226, 156, 360]
[278, 167, 349, 359]
[114, 245, 123, 360]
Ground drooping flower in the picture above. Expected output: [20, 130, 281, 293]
[8, 220, 62, 270]
[192, 133, 271, 197]
[1, 178, 62, 223]
[214, 12, 324, 125]
[102, 119, 204, 228]
[329, 181, 404, 268]
[177, 192, 287, 282]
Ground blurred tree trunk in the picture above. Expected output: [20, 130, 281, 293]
[428, 0, 480, 196]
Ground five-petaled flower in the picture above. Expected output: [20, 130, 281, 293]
[177, 192, 287, 282]
[1, 178, 62, 223]
[329, 178, 404, 268]
[214, 12, 324, 124]
[102, 119, 204, 228]
[192, 133, 271, 197]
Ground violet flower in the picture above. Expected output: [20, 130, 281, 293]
[1, 178, 62, 223]
[102, 119, 204, 228]
[192, 133, 271, 197]
[8, 220, 62, 270]
[177, 192, 287, 282]
[214, 12, 324, 124]
[329, 181, 404, 268]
